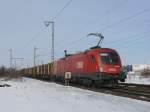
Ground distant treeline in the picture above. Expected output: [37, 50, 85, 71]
[0, 66, 22, 79]
[141, 68, 150, 76]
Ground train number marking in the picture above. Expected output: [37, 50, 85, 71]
[76, 61, 83, 69]
[109, 68, 116, 72]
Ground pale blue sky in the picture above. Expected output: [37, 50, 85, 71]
[0, 0, 150, 68]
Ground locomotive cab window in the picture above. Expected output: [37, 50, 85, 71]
[100, 52, 119, 64]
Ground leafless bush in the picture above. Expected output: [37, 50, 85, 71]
[0, 66, 23, 80]
[140, 69, 150, 77]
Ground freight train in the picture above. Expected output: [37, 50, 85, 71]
[21, 33, 126, 86]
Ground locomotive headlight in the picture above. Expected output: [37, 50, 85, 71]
[100, 67, 103, 72]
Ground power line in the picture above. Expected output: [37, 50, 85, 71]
[56, 36, 85, 50]
[24, 0, 73, 49]
[55, 32, 150, 60]
[56, 0, 127, 50]
[116, 35, 150, 48]
[52, 0, 129, 52]
[8, 48, 24, 68]
[59, 7, 150, 51]
[13, 58, 24, 69]
[118, 36, 150, 53]
[99, 7, 150, 32]
[56, 29, 150, 55]
[53, 0, 73, 20]
[44, 0, 73, 61]
[105, 32, 150, 54]
[24, 27, 47, 48]
[105, 30, 150, 46]
[85, 0, 128, 27]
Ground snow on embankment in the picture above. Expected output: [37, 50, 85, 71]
[125, 72, 150, 85]
[0, 78, 150, 112]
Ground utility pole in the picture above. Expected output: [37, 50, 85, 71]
[33, 46, 38, 77]
[51, 21, 54, 62]
[13, 58, 24, 69]
[33, 47, 44, 66]
[8, 48, 24, 69]
[44, 21, 55, 62]
[8, 49, 13, 68]
[34, 46, 38, 67]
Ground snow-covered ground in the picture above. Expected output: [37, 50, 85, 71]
[125, 72, 150, 85]
[0, 78, 149, 112]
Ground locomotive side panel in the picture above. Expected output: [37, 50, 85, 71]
[56, 59, 65, 76]
[85, 54, 99, 74]
[65, 54, 88, 75]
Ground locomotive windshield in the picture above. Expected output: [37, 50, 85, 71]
[100, 52, 119, 64]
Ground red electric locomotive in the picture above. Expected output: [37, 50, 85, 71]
[22, 33, 126, 86]
[53, 47, 126, 86]
[53, 33, 126, 86]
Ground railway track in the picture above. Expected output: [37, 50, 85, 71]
[54, 81, 150, 102]
[118, 82, 150, 88]
[111, 83, 150, 101]
[67, 82, 150, 102]
[32, 77, 150, 102]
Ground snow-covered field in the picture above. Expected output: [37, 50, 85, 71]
[125, 72, 150, 85]
[0, 78, 149, 112]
